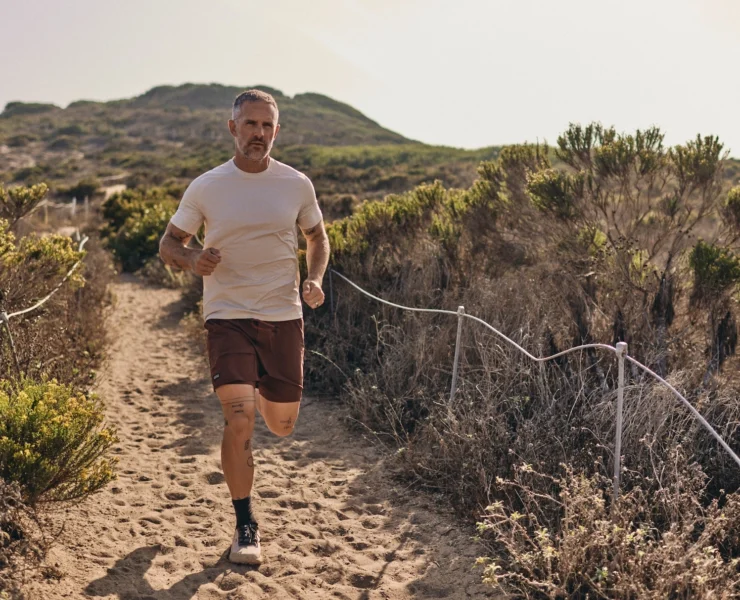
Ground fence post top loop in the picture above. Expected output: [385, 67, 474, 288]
[615, 341, 628, 356]
[0, 311, 8, 324]
[457, 305, 465, 315]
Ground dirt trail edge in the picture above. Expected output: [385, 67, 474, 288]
[27, 275, 498, 600]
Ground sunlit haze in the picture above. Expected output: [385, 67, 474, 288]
[2, 0, 739, 155]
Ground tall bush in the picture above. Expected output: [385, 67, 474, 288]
[0, 378, 116, 505]
[100, 188, 178, 271]
[302, 125, 740, 594]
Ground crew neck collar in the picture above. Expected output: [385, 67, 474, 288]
[230, 156, 274, 177]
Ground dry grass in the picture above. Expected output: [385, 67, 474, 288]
[301, 127, 740, 595]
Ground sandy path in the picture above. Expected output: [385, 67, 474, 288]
[26, 275, 498, 600]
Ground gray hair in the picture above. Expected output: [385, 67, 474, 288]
[232, 89, 279, 121]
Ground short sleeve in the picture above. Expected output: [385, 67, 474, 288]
[297, 177, 323, 230]
[170, 180, 205, 235]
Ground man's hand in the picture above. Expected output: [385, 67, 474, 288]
[302, 279, 325, 309]
[192, 247, 222, 276]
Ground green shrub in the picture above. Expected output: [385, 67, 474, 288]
[100, 188, 178, 271]
[527, 168, 584, 220]
[0, 183, 49, 228]
[5, 134, 38, 148]
[725, 186, 740, 230]
[0, 217, 86, 322]
[105, 201, 175, 271]
[54, 124, 87, 137]
[0, 377, 117, 505]
[10, 165, 46, 185]
[302, 124, 740, 596]
[327, 181, 447, 262]
[0, 102, 60, 118]
[48, 136, 77, 151]
[689, 240, 740, 302]
[60, 177, 101, 200]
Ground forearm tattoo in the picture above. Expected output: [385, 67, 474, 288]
[160, 228, 194, 271]
[305, 228, 330, 282]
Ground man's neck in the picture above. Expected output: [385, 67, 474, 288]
[233, 154, 271, 174]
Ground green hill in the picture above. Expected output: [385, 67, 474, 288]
[3, 83, 734, 220]
[0, 83, 503, 215]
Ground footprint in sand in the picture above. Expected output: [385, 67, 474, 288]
[164, 491, 186, 501]
[22, 277, 498, 600]
[205, 471, 225, 485]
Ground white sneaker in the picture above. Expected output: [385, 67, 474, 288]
[229, 523, 261, 565]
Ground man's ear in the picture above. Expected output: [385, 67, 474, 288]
[274, 123, 280, 140]
[228, 119, 237, 137]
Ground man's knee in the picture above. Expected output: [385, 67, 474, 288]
[225, 411, 254, 439]
[218, 385, 257, 439]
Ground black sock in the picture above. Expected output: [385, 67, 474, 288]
[232, 496, 256, 527]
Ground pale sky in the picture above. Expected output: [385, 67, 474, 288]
[1, 0, 739, 156]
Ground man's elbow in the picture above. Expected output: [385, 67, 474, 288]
[158, 235, 170, 263]
[309, 229, 329, 247]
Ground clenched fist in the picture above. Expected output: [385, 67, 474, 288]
[191, 247, 221, 276]
[302, 279, 325, 309]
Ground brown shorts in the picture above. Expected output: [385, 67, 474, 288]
[204, 318, 304, 403]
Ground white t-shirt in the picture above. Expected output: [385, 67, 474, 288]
[169, 158, 323, 322]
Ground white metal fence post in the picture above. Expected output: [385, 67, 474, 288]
[71, 197, 77, 218]
[84, 196, 89, 222]
[613, 341, 628, 504]
[449, 306, 465, 402]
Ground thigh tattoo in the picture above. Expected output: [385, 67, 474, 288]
[223, 395, 255, 419]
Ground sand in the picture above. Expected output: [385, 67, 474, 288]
[25, 275, 499, 600]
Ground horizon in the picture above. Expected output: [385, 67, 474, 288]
[2, 0, 739, 156]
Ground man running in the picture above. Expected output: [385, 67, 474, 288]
[158, 89, 330, 565]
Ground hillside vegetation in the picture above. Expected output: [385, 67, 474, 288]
[0, 183, 116, 594]
[93, 121, 740, 596]
[0, 84, 501, 219]
[300, 124, 740, 598]
[6, 80, 740, 596]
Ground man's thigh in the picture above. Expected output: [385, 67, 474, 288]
[255, 318, 304, 404]
[216, 383, 257, 427]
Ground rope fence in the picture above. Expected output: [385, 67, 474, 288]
[34, 197, 92, 224]
[0, 234, 89, 378]
[328, 269, 740, 503]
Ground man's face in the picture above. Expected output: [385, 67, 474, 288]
[228, 101, 280, 161]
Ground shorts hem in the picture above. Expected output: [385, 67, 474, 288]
[259, 387, 303, 404]
[212, 378, 257, 392]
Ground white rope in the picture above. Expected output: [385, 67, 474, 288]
[6, 236, 89, 319]
[330, 268, 740, 470]
[330, 269, 616, 362]
[625, 356, 740, 468]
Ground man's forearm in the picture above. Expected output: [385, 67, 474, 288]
[159, 234, 198, 271]
[306, 235, 330, 282]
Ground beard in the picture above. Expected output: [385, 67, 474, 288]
[239, 139, 270, 161]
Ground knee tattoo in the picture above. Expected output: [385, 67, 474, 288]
[223, 396, 255, 435]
